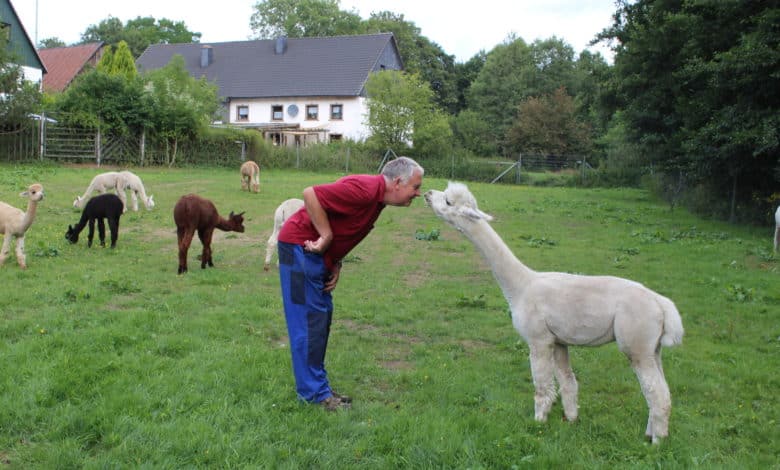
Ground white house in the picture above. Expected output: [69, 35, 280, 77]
[136, 33, 403, 146]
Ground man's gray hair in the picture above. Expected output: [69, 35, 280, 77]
[381, 156, 424, 183]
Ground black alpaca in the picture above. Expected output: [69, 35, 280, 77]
[65, 193, 124, 248]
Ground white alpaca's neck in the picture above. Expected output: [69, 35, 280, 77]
[22, 199, 39, 231]
[462, 219, 534, 300]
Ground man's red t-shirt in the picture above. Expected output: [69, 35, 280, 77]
[278, 174, 386, 270]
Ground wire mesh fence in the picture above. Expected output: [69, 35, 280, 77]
[0, 116, 599, 185]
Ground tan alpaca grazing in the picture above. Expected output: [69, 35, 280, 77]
[425, 182, 684, 444]
[240, 160, 260, 192]
[0, 183, 45, 269]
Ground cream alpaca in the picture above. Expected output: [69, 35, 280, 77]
[73, 172, 121, 208]
[0, 183, 45, 269]
[774, 206, 779, 252]
[264, 198, 304, 270]
[424, 182, 684, 444]
[240, 160, 260, 193]
[117, 171, 155, 212]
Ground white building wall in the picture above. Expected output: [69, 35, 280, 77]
[21, 66, 42, 85]
[228, 96, 369, 142]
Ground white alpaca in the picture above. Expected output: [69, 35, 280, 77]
[117, 171, 155, 212]
[240, 160, 260, 193]
[774, 206, 779, 252]
[73, 172, 121, 209]
[0, 183, 45, 269]
[424, 182, 684, 444]
[264, 198, 304, 271]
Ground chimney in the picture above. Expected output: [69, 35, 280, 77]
[200, 45, 213, 68]
[275, 37, 287, 55]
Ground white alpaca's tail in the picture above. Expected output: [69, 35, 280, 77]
[656, 294, 684, 347]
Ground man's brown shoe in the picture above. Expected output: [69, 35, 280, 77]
[332, 391, 352, 404]
[320, 395, 350, 411]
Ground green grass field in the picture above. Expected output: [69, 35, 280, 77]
[0, 163, 777, 468]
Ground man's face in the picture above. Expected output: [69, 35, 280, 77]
[388, 170, 423, 206]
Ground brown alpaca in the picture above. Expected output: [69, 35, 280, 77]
[0, 183, 45, 269]
[173, 194, 245, 274]
[240, 160, 260, 192]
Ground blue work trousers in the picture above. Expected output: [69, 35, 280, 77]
[278, 241, 334, 403]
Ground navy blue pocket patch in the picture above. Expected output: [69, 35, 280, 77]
[291, 271, 305, 305]
[307, 310, 331, 366]
[278, 243, 294, 266]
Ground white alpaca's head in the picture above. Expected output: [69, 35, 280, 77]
[73, 196, 83, 208]
[21, 183, 45, 202]
[146, 195, 155, 210]
[424, 182, 493, 230]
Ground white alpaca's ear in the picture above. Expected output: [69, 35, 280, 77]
[20, 190, 29, 197]
[463, 207, 493, 221]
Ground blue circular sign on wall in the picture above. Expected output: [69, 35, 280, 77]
[287, 105, 299, 117]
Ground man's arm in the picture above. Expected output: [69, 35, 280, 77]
[302, 186, 332, 254]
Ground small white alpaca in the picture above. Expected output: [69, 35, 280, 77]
[240, 160, 260, 193]
[774, 206, 779, 252]
[264, 198, 304, 270]
[73, 171, 121, 209]
[0, 183, 45, 269]
[424, 182, 684, 444]
[117, 170, 154, 212]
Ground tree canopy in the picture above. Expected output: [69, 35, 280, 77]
[81, 16, 201, 57]
[598, 0, 780, 221]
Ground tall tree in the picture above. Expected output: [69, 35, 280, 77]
[598, 0, 780, 222]
[362, 11, 459, 113]
[250, 0, 362, 38]
[109, 41, 138, 81]
[466, 35, 580, 155]
[364, 70, 452, 159]
[38, 37, 66, 49]
[144, 55, 220, 166]
[81, 16, 201, 58]
[506, 87, 591, 156]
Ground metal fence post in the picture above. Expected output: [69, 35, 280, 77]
[96, 127, 101, 166]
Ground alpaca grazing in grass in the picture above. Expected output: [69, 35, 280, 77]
[0, 183, 44, 269]
[73, 171, 121, 208]
[66, 194, 124, 248]
[117, 171, 155, 212]
[240, 160, 260, 193]
[774, 206, 779, 252]
[264, 198, 304, 271]
[424, 182, 684, 444]
[173, 194, 246, 274]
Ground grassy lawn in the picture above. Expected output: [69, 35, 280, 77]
[0, 163, 777, 468]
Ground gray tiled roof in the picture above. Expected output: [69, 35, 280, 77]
[136, 33, 401, 100]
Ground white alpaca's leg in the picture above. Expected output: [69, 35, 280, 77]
[529, 343, 557, 422]
[0, 232, 11, 265]
[553, 344, 578, 421]
[774, 225, 779, 252]
[264, 226, 281, 270]
[131, 191, 139, 211]
[630, 353, 671, 444]
[15, 235, 26, 268]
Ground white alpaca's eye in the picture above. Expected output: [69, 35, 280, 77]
[445, 197, 452, 206]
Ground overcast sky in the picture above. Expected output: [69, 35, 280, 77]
[13, 0, 617, 62]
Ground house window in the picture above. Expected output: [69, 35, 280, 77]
[236, 105, 249, 121]
[329, 134, 343, 143]
[272, 105, 283, 121]
[306, 105, 319, 120]
[330, 104, 343, 120]
[0, 23, 10, 41]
